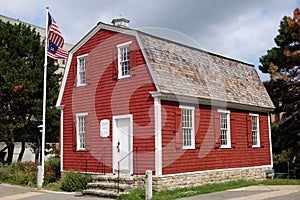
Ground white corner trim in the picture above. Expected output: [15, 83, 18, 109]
[154, 97, 162, 176]
[58, 107, 64, 171]
[56, 52, 73, 107]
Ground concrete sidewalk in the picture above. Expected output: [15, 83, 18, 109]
[0, 183, 109, 200]
[177, 185, 300, 200]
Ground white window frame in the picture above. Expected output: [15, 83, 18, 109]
[218, 109, 231, 148]
[77, 54, 88, 87]
[180, 105, 195, 149]
[117, 41, 132, 79]
[76, 112, 88, 151]
[250, 113, 260, 148]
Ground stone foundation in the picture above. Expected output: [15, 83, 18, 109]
[64, 166, 272, 193]
[152, 166, 272, 191]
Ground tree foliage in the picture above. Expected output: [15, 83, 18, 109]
[0, 20, 61, 163]
[259, 8, 300, 176]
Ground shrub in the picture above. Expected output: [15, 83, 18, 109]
[44, 158, 60, 184]
[0, 162, 37, 186]
[0, 163, 10, 182]
[60, 171, 92, 192]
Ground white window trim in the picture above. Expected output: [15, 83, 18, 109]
[76, 112, 88, 151]
[250, 113, 261, 148]
[76, 54, 88, 87]
[117, 41, 132, 79]
[180, 105, 195, 149]
[218, 109, 231, 148]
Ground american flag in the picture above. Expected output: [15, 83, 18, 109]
[47, 12, 68, 59]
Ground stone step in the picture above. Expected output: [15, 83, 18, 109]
[92, 175, 137, 184]
[87, 182, 131, 191]
[82, 189, 120, 199]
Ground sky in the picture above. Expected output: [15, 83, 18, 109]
[0, 0, 299, 81]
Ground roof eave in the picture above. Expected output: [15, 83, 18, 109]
[150, 92, 275, 113]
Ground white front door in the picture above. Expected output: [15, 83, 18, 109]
[113, 114, 133, 175]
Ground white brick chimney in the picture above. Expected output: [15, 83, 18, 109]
[111, 18, 130, 28]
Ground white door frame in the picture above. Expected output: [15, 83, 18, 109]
[112, 114, 133, 175]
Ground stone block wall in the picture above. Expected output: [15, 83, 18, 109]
[152, 166, 272, 191]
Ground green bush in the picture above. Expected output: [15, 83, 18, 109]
[0, 162, 37, 186]
[44, 158, 60, 184]
[60, 171, 92, 192]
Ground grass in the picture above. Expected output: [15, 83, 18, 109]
[118, 179, 300, 200]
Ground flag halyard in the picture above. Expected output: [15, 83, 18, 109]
[47, 12, 68, 59]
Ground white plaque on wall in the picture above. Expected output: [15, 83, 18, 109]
[100, 119, 110, 137]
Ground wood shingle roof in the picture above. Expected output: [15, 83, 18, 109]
[138, 32, 274, 111]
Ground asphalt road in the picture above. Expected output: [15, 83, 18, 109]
[0, 183, 299, 200]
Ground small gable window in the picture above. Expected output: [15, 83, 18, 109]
[77, 54, 88, 86]
[117, 41, 132, 79]
[218, 109, 231, 148]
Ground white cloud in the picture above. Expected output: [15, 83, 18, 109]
[0, 0, 299, 81]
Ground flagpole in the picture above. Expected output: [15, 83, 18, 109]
[38, 6, 49, 188]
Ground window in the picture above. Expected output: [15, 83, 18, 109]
[117, 41, 132, 79]
[77, 54, 88, 86]
[218, 109, 231, 148]
[76, 113, 87, 150]
[250, 114, 260, 147]
[180, 105, 195, 149]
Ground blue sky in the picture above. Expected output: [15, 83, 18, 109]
[0, 0, 299, 81]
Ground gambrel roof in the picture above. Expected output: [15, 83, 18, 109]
[57, 22, 274, 112]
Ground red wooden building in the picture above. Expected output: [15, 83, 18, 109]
[56, 18, 275, 191]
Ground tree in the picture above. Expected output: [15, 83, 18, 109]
[0, 20, 61, 163]
[259, 8, 300, 177]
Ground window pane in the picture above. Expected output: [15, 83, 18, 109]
[120, 46, 130, 76]
[78, 57, 86, 84]
[252, 116, 258, 146]
[220, 112, 229, 146]
[78, 116, 86, 149]
[182, 108, 193, 147]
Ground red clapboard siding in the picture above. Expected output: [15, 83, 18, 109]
[161, 102, 272, 175]
[61, 29, 156, 173]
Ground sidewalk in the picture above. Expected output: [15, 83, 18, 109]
[177, 185, 300, 200]
[0, 183, 109, 200]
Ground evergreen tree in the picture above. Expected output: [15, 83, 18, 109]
[259, 8, 300, 177]
[0, 20, 61, 163]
